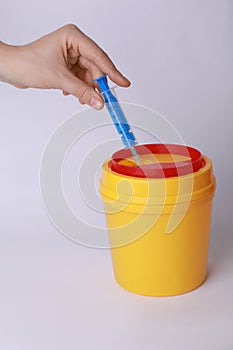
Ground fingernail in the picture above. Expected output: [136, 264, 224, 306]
[90, 96, 103, 110]
[123, 76, 131, 85]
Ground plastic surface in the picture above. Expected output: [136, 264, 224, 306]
[93, 75, 138, 150]
[99, 144, 216, 296]
[110, 143, 205, 178]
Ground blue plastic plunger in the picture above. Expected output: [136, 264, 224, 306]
[93, 74, 141, 164]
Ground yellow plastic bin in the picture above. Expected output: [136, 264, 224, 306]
[100, 144, 216, 296]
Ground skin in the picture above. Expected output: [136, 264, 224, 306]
[0, 24, 130, 109]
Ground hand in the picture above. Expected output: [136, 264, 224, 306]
[0, 24, 130, 109]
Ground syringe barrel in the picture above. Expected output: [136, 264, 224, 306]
[102, 88, 137, 148]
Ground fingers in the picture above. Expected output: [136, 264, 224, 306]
[59, 24, 131, 105]
[68, 27, 131, 87]
[78, 56, 104, 82]
[62, 61, 94, 96]
[80, 35, 130, 86]
[59, 68, 104, 109]
[69, 60, 95, 87]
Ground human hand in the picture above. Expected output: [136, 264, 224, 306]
[0, 24, 130, 109]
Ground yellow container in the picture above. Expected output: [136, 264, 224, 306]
[100, 144, 216, 296]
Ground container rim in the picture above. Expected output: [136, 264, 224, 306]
[110, 144, 205, 178]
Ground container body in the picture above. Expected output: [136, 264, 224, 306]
[103, 196, 213, 296]
[100, 146, 215, 296]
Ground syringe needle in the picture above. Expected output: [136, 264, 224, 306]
[130, 146, 142, 165]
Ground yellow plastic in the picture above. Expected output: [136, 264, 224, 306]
[100, 153, 216, 296]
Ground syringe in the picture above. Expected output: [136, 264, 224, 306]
[93, 74, 141, 164]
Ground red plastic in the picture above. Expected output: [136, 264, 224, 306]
[110, 144, 205, 178]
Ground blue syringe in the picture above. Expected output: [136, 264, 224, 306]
[93, 74, 141, 164]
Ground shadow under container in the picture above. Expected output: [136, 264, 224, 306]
[100, 144, 216, 297]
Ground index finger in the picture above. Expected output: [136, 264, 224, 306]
[77, 30, 131, 87]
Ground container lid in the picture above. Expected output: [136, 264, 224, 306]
[110, 144, 205, 178]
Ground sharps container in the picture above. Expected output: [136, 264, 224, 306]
[100, 144, 216, 296]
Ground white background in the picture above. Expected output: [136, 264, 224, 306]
[0, 0, 233, 349]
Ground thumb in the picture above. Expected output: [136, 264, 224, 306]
[60, 70, 104, 109]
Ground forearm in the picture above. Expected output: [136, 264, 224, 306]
[0, 42, 12, 83]
[0, 42, 22, 87]
[0, 42, 37, 89]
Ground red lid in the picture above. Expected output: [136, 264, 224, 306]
[110, 144, 205, 178]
